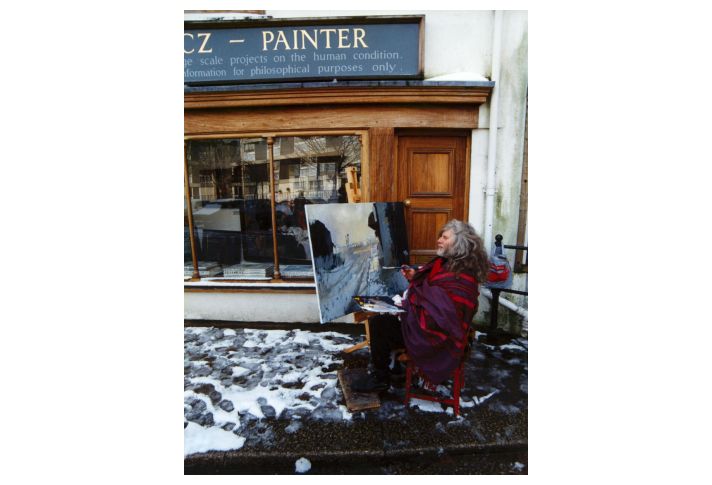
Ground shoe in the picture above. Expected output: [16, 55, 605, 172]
[390, 360, 406, 379]
[388, 362, 405, 387]
[351, 370, 389, 393]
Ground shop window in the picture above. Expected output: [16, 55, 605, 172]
[185, 135, 361, 281]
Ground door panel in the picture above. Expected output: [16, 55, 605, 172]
[410, 151, 454, 195]
[397, 135, 468, 264]
[410, 209, 451, 263]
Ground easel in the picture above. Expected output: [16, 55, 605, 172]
[342, 167, 368, 353]
[345, 166, 361, 203]
[337, 169, 382, 411]
[343, 311, 371, 353]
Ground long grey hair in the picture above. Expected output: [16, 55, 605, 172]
[438, 220, 490, 282]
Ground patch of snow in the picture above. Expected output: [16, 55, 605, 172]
[186, 375, 222, 387]
[231, 366, 250, 378]
[460, 398, 475, 408]
[338, 404, 353, 421]
[473, 390, 499, 405]
[447, 415, 467, 425]
[184, 422, 245, 456]
[292, 334, 311, 346]
[260, 330, 290, 346]
[295, 457, 311, 474]
[499, 343, 526, 352]
[512, 461, 526, 472]
[409, 398, 447, 413]
[306, 332, 354, 352]
[184, 389, 237, 425]
[278, 370, 304, 383]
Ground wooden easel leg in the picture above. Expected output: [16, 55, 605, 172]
[343, 340, 368, 354]
[343, 318, 371, 354]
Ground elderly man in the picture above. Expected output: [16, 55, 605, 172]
[352, 220, 490, 393]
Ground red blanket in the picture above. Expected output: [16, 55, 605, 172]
[401, 257, 479, 385]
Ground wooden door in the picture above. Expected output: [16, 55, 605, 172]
[396, 134, 469, 265]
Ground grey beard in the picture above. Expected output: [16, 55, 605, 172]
[436, 247, 446, 257]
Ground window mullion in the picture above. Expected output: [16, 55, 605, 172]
[267, 136, 282, 280]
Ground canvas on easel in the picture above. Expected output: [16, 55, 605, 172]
[305, 202, 410, 323]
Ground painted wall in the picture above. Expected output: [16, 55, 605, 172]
[467, 10, 528, 332]
[185, 11, 528, 330]
[186, 291, 316, 322]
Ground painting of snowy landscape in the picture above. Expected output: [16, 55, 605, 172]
[306, 202, 410, 323]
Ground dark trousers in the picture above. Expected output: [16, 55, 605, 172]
[368, 314, 405, 371]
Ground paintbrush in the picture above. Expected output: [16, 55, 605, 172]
[382, 264, 422, 270]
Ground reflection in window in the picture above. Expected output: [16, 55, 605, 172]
[274, 135, 360, 278]
[186, 138, 274, 279]
[184, 135, 361, 280]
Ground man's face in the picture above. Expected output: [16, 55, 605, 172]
[436, 229, 455, 257]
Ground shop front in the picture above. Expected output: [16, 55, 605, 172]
[184, 14, 495, 323]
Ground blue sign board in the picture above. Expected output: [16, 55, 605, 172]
[184, 17, 423, 85]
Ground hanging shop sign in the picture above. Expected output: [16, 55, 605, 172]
[184, 16, 424, 85]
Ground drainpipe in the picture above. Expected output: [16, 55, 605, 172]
[483, 10, 503, 250]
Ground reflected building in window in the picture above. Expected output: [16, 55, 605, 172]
[185, 135, 361, 280]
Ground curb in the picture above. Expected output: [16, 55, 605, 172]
[185, 439, 528, 471]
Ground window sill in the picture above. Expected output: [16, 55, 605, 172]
[184, 279, 316, 292]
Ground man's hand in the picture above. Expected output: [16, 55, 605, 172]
[401, 266, 416, 281]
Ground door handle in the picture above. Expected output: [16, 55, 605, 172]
[404, 199, 411, 207]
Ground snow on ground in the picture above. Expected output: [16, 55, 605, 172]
[409, 398, 455, 415]
[184, 327, 528, 457]
[184, 327, 356, 456]
[472, 390, 498, 405]
[184, 421, 246, 456]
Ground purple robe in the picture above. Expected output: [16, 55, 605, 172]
[400, 257, 479, 385]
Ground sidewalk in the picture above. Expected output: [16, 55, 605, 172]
[184, 324, 528, 474]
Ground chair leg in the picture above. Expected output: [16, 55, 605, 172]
[453, 368, 461, 417]
[404, 362, 413, 406]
